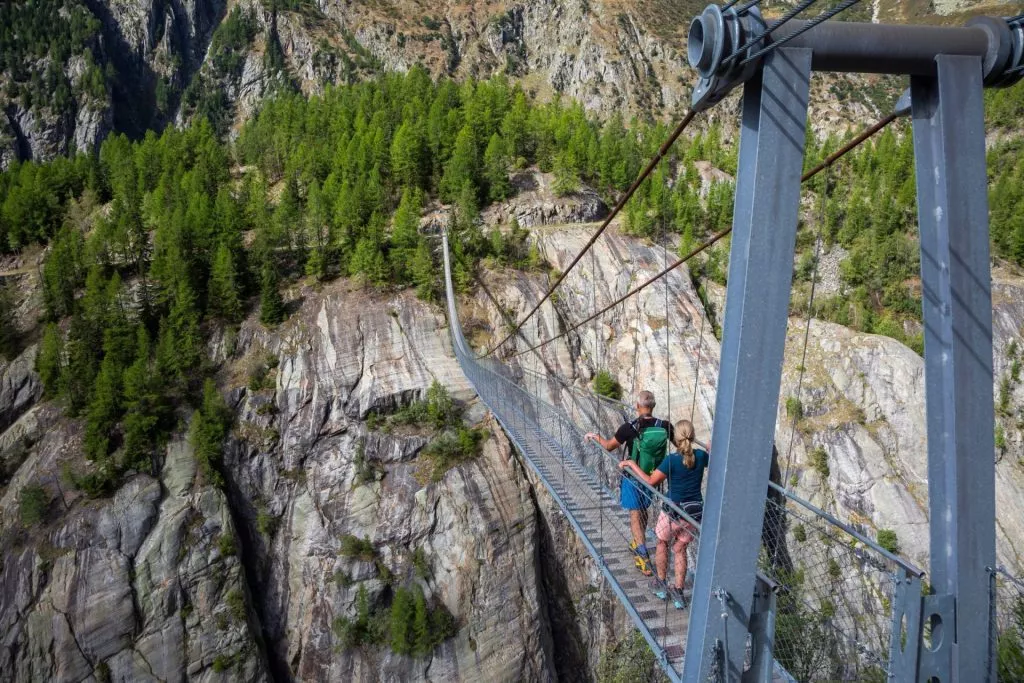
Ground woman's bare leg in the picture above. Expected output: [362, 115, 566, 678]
[674, 541, 689, 590]
[656, 541, 670, 583]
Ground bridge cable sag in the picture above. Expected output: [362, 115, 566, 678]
[782, 161, 829, 490]
[507, 109, 903, 361]
[476, 109, 701, 359]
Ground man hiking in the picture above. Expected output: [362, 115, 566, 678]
[585, 390, 673, 577]
[619, 419, 709, 609]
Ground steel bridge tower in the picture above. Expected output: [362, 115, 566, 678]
[682, 8, 1024, 682]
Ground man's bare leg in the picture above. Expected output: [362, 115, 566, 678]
[630, 510, 645, 549]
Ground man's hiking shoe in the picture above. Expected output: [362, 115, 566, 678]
[631, 543, 653, 577]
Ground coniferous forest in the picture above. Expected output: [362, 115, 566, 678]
[0, 68, 1022, 496]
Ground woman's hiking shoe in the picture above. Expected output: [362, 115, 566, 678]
[650, 578, 668, 600]
[670, 587, 686, 610]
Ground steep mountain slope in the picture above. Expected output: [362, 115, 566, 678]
[4, 0, 1023, 168]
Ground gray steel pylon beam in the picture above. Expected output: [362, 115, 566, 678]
[683, 46, 812, 681]
[910, 54, 997, 683]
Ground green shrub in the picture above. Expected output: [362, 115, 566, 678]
[212, 654, 233, 673]
[997, 595, 1024, 681]
[786, 396, 804, 421]
[353, 441, 383, 485]
[792, 523, 807, 543]
[19, 485, 48, 526]
[809, 446, 829, 478]
[996, 423, 1007, 451]
[597, 630, 659, 682]
[256, 504, 277, 538]
[340, 534, 376, 561]
[226, 589, 246, 622]
[876, 529, 899, 554]
[389, 584, 456, 656]
[422, 427, 485, 482]
[412, 547, 430, 580]
[593, 370, 622, 400]
[217, 533, 237, 557]
[827, 558, 841, 580]
[333, 584, 388, 650]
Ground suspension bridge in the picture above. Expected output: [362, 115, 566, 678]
[441, 4, 1024, 681]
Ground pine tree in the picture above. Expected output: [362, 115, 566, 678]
[0, 283, 16, 360]
[64, 316, 97, 416]
[500, 90, 531, 161]
[439, 125, 478, 202]
[169, 279, 203, 377]
[350, 237, 388, 288]
[552, 151, 579, 197]
[411, 237, 435, 301]
[83, 355, 122, 461]
[209, 242, 244, 321]
[259, 263, 286, 326]
[121, 327, 167, 471]
[304, 179, 332, 280]
[390, 587, 415, 655]
[483, 133, 511, 202]
[412, 586, 431, 656]
[42, 226, 85, 320]
[190, 378, 231, 487]
[391, 188, 422, 252]
[390, 121, 426, 190]
[36, 323, 63, 396]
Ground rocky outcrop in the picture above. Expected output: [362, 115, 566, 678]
[0, 413, 270, 682]
[482, 171, 609, 228]
[0, 345, 42, 434]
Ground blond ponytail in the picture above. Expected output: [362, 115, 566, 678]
[674, 419, 697, 469]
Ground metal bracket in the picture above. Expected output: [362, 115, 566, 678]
[887, 569, 924, 680]
[917, 593, 955, 682]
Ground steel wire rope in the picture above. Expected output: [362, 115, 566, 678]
[477, 109, 700, 359]
[720, 0, 821, 67]
[739, 0, 864, 66]
[781, 162, 829, 491]
[509, 109, 903, 361]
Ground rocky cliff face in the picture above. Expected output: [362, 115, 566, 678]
[465, 213, 1024, 578]
[0, 264, 649, 680]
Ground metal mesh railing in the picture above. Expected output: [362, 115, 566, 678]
[442, 229, 925, 682]
[990, 566, 1024, 681]
[759, 486, 924, 681]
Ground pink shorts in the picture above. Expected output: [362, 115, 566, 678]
[655, 511, 696, 553]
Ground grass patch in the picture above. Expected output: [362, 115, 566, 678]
[18, 484, 48, 526]
[876, 528, 899, 554]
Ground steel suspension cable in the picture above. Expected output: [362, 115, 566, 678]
[690, 262, 709, 423]
[477, 109, 700, 359]
[740, 0, 864, 66]
[782, 163, 829, 490]
[509, 111, 901, 361]
[721, 0, 820, 66]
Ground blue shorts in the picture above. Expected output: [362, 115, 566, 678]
[621, 478, 652, 511]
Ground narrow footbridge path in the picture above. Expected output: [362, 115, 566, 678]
[441, 230, 926, 682]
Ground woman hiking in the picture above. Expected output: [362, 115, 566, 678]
[619, 419, 709, 609]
